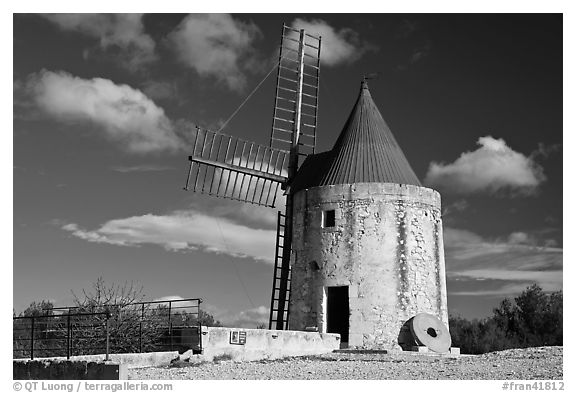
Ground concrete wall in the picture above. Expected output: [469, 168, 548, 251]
[290, 182, 449, 350]
[13, 360, 127, 380]
[15, 329, 339, 371]
[15, 351, 179, 369]
[195, 327, 340, 361]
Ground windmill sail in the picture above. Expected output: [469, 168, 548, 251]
[185, 128, 288, 208]
[268, 26, 321, 330]
[183, 24, 322, 331]
[269, 24, 321, 160]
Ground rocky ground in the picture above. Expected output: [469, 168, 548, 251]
[129, 346, 563, 380]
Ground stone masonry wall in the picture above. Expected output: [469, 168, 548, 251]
[289, 182, 448, 349]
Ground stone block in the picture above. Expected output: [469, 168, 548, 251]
[54, 361, 87, 379]
[28, 361, 49, 380]
[349, 284, 358, 298]
[13, 360, 126, 380]
[12, 361, 29, 379]
[85, 362, 105, 380]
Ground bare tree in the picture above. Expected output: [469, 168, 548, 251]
[70, 277, 164, 354]
[73, 277, 145, 310]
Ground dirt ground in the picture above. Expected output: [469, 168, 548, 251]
[129, 346, 563, 380]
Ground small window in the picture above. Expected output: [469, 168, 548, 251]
[322, 209, 336, 228]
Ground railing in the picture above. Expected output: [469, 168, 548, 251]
[13, 311, 110, 360]
[13, 298, 203, 360]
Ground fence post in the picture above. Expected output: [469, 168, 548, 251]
[66, 314, 71, 359]
[30, 317, 35, 360]
[105, 313, 110, 362]
[198, 299, 202, 352]
[139, 303, 144, 353]
[168, 302, 172, 351]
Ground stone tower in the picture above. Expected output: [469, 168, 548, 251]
[288, 80, 449, 349]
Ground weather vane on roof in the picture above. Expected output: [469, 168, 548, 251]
[363, 72, 381, 82]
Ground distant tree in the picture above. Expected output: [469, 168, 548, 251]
[449, 315, 484, 354]
[512, 284, 563, 347]
[13, 300, 62, 358]
[170, 309, 222, 327]
[195, 309, 223, 327]
[547, 291, 563, 345]
[450, 284, 563, 354]
[20, 300, 55, 317]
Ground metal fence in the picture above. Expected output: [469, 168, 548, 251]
[13, 298, 203, 360]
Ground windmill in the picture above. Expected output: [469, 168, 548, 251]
[183, 24, 321, 330]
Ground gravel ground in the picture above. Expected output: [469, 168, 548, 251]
[129, 346, 562, 380]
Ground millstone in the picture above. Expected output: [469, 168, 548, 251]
[409, 313, 451, 353]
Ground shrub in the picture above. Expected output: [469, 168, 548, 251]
[450, 284, 562, 354]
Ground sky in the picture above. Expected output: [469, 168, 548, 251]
[13, 13, 563, 327]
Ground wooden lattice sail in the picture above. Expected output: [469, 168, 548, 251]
[185, 128, 288, 208]
[184, 24, 321, 330]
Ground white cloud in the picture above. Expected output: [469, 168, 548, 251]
[225, 305, 269, 328]
[445, 227, 562, 265]
[41, 14, 156, 69]
[442, 199, 469, 218]
[24, 70, 182, 153]
[409, 41, 431, 64]
[168, 14, 261, 91]
[508, 231, 532, 245]
[205, 198, 283, 230]
[451, 269, 561, 284]
[132, 298, 268, 328]
[151, 295, 200, 311]
[111, 164, 174, 173]
[450, 282, 561, 297]
[444, 226, 562, 296]
[291, 18, 374, 66]
[61, 209, 276, 263]
[153, 295, 185, 302]
[203, 303, 269, 328]
[425, 136, 546, 196]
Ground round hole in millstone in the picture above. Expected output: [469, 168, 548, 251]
[427, 327, 438, 337]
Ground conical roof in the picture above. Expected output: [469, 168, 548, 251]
[291, 80, 421, 192]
